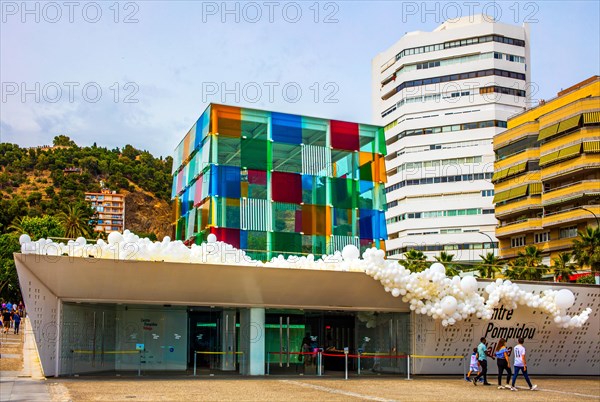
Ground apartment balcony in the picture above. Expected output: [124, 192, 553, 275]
[542, 180, 600, 206]
[541, 154, 600, 181]
[540, 126, 599, 152]
[495, 149, 539, 171]
[494, 121, 538, 151]
[545, 237, 578, 253]
[495, 196, 543, 219]
[542, 205, 600, 228]
[496, 217, 543, 238]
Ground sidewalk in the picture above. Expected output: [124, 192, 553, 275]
[0, 318, 54, 401]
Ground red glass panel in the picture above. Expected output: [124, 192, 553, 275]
[272, 172, 302, 204]
[210, 227, 241, 249]
[331, 120, 359, 151]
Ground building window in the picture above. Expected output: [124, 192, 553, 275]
[511, 236, 526, 248]
[534, 232, 550, 243]
[559, 226, 578, 239]
[481, 190, 495, 197]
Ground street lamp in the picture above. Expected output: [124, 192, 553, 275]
[579, 207, 599, 227]
[478, 231, 496, 255]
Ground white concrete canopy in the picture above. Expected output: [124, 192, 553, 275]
[14, 253, 409, 312]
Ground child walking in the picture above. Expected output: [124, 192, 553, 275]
[466, 348, 480, 384]
[511, 338, 538, 391]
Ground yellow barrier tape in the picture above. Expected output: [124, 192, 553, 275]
[411, 355, 464, 359]
[72, 350, 140, 355]
[195, 351, 243, 355]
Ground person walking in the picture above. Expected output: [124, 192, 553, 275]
[466, 347, 480, 383]
[495, 338, 515, 390]
[474, 337, 491, 385]
[2, 309, 11, 334]
[12, 311, 21, 335]
[511, 338, 538, 391]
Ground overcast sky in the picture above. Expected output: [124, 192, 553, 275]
[1, 1, 599, 157]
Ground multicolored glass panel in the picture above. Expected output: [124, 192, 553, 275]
[172, 104, 387, 259]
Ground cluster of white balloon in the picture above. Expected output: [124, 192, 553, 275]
[359, 245, 592, 328]
[18, 233, 591, 329]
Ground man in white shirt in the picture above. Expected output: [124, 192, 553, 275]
[511, 337, 537, 391]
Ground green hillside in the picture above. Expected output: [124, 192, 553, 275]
[0, 135, 174, 301]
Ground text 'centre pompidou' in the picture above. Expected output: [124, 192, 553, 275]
[171, 104, 388, 260]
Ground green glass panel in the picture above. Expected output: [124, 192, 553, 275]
[302, 235, 327, 257]
[216, 136, 241, 167]
[271, 232, 302, 255]
[216, 198, 240, 228]
[331, 150, 355, 179]
[241, 118, 268, 141]
[246, 231, 268, 260]
[333, 208, 354, 236]
[241, 138, 269, 170]
[301, 116, 328, 146]
[359, 163, 373, 181]
[272, 142, 303, 173]
[376, 127, 387, 155]
[273, 202, 300, 232]
[331, 178, 358, 209]
[359, 125, 377, 153]
[302, 175, 327, 205]
[358, 188, 374, 209]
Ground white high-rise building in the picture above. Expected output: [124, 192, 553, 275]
[372, 15, 530, 261]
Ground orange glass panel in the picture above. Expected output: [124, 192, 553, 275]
[359, 152, 374, 167]
[213, 105, 242, 137]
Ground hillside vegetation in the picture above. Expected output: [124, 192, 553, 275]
[0, 135, 174, 301]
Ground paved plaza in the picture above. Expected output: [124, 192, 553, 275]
[1, 322, 599, 401]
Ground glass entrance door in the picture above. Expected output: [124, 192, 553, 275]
[265, 309, 316, 375]
[188, 307, 240, 374]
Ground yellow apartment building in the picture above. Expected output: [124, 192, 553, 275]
[492, 76, 600, 266]
[85, 188, 126, 233]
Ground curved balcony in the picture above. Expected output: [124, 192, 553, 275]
[495, 196, 543, 219]
[496, 217, 542, 238]
[542, 205, 600, 227]
[542, 180, 600, 206]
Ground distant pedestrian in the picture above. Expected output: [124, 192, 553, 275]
[474, 337, 491, 385]
[466, 347, 480, 384]
[511, 338, 538, 391]
[2, 309, 11, 334]
[13, 311, 21, 335]
[495, 338, 515, 390]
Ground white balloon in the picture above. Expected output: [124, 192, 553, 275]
[461, 276, 478, 293]
[19, 234, 31, 244]
[391, 288, 401, 297]
[75, 237, 87, 246]
[441, 296, 458, 315]
[430, 262, 445, 275]
[342, 244, 360, 261]
[207, 233, 217, 243]
[107, 232, 124, 245]
[555, 289, 575, 309]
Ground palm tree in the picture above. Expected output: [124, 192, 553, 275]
[515, 245, 548, 281]
[478, 252, 501, 279]
[7, 216, 27, 235]
[552, 252, 575, 283]
[572, 226, 600, 276]
[435, 251, 460, 276]
[403, 249, 428, 272]
[504, 260, 522, 280]
[57, 205, 92, 239]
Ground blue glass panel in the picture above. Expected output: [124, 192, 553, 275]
[271, 112, 302, 144]
[210, 165, 241, 198]
[358, 208, 375, 239]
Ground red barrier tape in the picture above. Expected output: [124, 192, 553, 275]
[268, 351, 408, 359]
